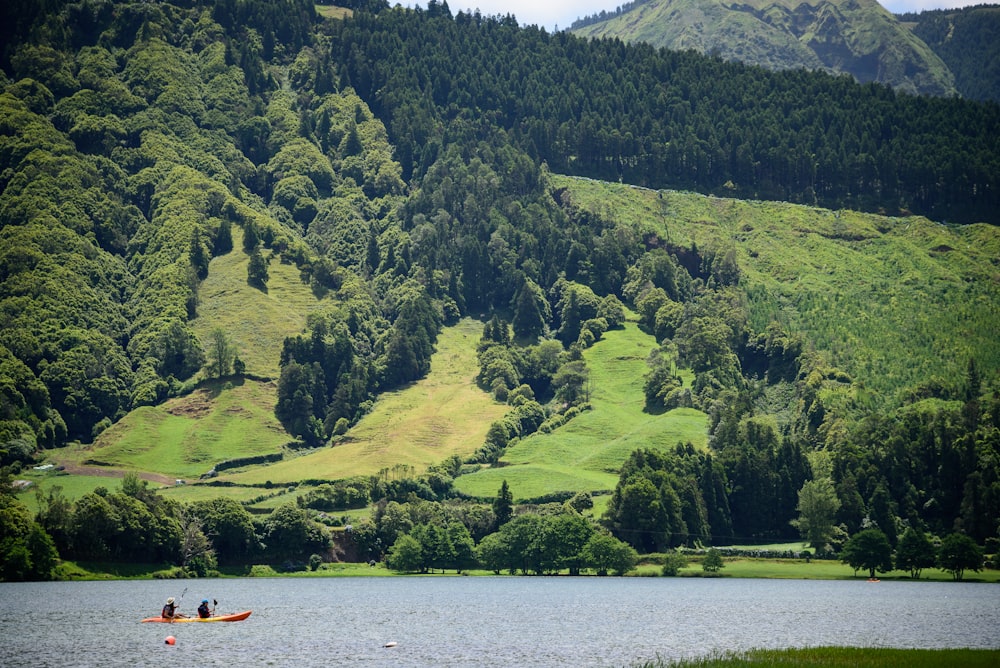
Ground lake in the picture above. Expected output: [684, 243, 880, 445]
[1, 577, 997, 667]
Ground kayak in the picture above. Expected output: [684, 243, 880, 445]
[141, 610, 252, 623]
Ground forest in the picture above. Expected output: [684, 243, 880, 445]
[0, 0, 997, 581]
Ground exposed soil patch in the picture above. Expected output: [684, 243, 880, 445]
[167, 390, 213, 418]
[57, 463, 175, 486]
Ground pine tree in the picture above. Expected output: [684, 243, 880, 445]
[493, 480, 513, 529]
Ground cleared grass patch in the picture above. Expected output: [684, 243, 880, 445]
[455, 321, 709, 500]
[314, 4, 351, 20]
[219, 318, 509, 485]
[13, 473, 126, 513]
[69, 378, 288, 479]
[191, 228, 325, 379]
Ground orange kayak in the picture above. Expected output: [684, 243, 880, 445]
[141, 610, 252, 623]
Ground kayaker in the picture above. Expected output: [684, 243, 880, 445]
[197, 599, 211, 619]
[162, 597, 179, 619]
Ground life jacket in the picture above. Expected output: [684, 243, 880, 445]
[162, 604, 176, 618]
[198, 603, 210, 618]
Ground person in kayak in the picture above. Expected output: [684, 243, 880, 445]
[197, 599, 211, 619]
[162, 597, 180, 619]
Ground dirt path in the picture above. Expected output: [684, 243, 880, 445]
[57, 463, 176, 486]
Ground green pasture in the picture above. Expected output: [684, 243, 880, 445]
[554, 175, 1000, 406]
[70, 378, 288, 480]
[13, 473, 126, 514]
[156, 482, 275, 505]
[454, 321, 709, 500]
[218, 318, 509, 485]
[630, 556, 1000, 582]
[191, 227, 325, 379]
[636, 647, 1000, 668]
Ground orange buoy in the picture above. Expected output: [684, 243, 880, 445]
[165, 636, 176, 645]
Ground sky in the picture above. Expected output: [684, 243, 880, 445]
[407, 1, 989, 32]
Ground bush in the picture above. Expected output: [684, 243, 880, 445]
[662, 551, 688, 576]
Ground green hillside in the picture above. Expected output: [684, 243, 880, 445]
[190, 228, 326, 379]
[571, 0, 955, 96]
[215, 318, 509, 486]
[2, 0, 998, 578]
[552, 174, 1000, 407]
[455, 320, 708, 501]
[901, 4, 1000, 102]
[62, 378, 288, 479]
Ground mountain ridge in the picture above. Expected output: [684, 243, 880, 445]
[571, 0, 956, 96]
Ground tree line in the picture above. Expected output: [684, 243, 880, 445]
[328, 4, 1000, 223]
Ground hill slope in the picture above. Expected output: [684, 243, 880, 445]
[190, 228, 325, 379]
[215, 318, 509, 486]
[454, 320, 709, 501]
[571, 0, 955, 96]
[901, 4, 1000, 102]
[552, 174, 1000, 407]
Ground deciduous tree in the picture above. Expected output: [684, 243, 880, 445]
[937, 532, 984, 581]
[840, 528, 893, 578]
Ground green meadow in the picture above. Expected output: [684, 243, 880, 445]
[13, 473, 123, 514]
[190, 228, 326, 379]
[454, 320, 709, 500]
[58, 378, 288, 480]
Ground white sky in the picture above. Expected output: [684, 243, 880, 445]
[406, 1, 989, 31]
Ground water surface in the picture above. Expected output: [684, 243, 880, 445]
[1, 577, 997, 667]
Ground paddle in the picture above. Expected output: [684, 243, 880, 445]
[166, 587, 188, 621]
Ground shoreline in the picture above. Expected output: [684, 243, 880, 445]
[50, 557, 1000, 583]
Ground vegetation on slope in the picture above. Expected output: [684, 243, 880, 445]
[900, 4, 1000, 102]
[332, 6, 999, 223]
[220, 317, 508, 485]
[552, 175, 1000, 406]
[1, 1, 998, 582]
[454, 320, 709, 501]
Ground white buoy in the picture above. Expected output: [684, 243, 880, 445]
[383, 641, 398, 648]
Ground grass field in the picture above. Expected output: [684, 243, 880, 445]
[454, 320, 709, 500]
[553, 175, 1000, 407]
[628, 556, 1000, 583]
[217, 318, 510, 485]
[59, 378, 289, 480]
[13, 473, 127, 514]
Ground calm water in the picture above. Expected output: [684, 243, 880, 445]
[1, 577, 997, 667]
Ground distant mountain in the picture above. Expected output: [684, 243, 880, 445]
[899, 4, 1000, 102]
[571, 0, 956, 96]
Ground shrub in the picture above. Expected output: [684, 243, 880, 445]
[662, 551, 688, 576]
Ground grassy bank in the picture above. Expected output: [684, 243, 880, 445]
[632, 647, 1000, 667]
[55, 554, 1000, 583]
